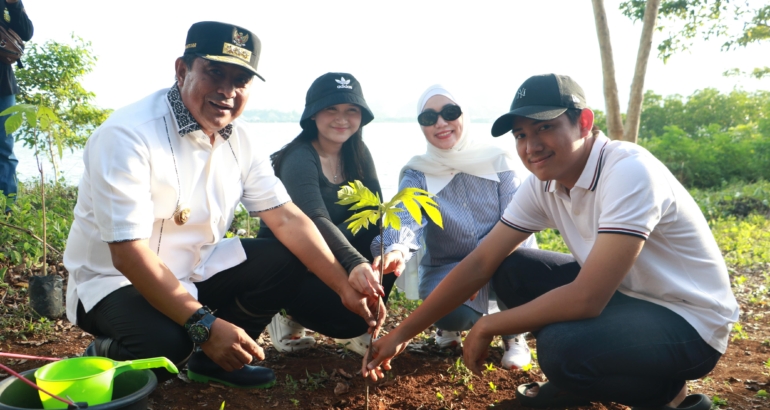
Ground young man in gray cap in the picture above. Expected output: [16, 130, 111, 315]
[364, 74, 737, 410]
[63, 21, 384, 389]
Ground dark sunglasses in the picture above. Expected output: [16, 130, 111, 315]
[417, 104, 462, 126]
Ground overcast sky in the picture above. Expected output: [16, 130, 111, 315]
[27, 0, 768, 120]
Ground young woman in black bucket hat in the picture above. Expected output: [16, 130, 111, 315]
[258, 72, 396, 356]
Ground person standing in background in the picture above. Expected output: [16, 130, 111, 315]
[0, 0, 33, 215]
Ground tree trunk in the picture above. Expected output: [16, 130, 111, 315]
[624, 0, 661, 143]
[592, 0, 624, 140]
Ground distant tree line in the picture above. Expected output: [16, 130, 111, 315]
[596, 88, 770, 189]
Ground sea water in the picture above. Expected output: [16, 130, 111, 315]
[13, 122, 519, 200]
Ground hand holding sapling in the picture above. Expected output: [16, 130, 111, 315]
[372, 250, 407, 277]
[349, 262, 384, 298]
[336, 180, 442, 382]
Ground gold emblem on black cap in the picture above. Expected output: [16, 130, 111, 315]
[232, 27, 249, 47]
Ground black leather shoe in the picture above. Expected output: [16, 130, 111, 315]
[187, 351, 275, 389]
[83, 336, 115, 357]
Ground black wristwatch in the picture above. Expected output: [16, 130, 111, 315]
[188, 313, 216, 344]
[184, 306, 213, 330]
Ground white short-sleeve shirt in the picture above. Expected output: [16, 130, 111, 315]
[501, 133, 739, 353]
[63, 87, 290, 324]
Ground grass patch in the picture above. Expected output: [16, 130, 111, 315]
[690, 180, 770, 220]
[710, 215, 770, 268]
[1, 181, 76, 267]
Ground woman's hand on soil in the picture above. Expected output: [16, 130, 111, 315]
[372, 250, 406, 277]
[349, 263, 384, 298]
[362, 332, 409, 381]
[463, 319, 494, 376]
[201, 318, 264, 372]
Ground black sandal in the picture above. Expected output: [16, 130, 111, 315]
[515, 381, 592, 408]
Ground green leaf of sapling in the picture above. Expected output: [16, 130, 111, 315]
[383, 209, 402, 231]
[4, 112, 23, 135]
[336, 184, 361, 206]
[344, 209, 379, 235]
[412, 195, 443, 228]
[24, 109, 36, 129]
[0, 103, 34, 117]
[336, 180, 380, 209]
[400, 196, 423, 224]
[38, 108, 60, 131]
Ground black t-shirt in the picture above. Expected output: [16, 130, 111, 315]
[259, 141, 382, 273]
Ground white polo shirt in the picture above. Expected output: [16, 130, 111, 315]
[501, 132, 739, 353]
[64, 86, 290, 324]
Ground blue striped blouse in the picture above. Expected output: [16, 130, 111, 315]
[372, 169, 538, 314]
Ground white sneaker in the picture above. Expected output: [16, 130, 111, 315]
[435, 329, 462, 349]
[501, 335, 531, 369]
[334, 333, 371, 357]
[267, 313, 316, 353]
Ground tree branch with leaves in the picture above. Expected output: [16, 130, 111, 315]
[1, 104, 62, 273]
[14, 36, 111, 181]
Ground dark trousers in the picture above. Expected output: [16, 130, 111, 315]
[77, 238, 396, 372]
[287, 226, 396, 337]
[491, 247, 721, 408]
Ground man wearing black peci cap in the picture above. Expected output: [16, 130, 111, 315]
[365, 74, 737, 410]
[63, 21, 385, 389]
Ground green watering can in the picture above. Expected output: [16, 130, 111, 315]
[34, 356, 177, 409]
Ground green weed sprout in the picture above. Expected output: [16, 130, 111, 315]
[757, 389, 768, 398]
[731, 322, 748, 341]
[219, 402, 225, 410]
[447, 357, 473, 386]
[435, 391, 444, 401]
[305, 367, 329, 391]
[488, 382, 498, 393]
[484, 363, 496, 372]
[284, 374, 299, 395]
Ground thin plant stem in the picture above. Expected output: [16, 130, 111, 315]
[376, 216, 384, 326]
[366, 215, 386, 410]
[45, 132, 60, 182]
[33, 130, 48, 276]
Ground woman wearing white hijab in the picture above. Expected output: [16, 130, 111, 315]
[370, 85, 538, 369]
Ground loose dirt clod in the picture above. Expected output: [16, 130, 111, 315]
[334, 382, 349, 395]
